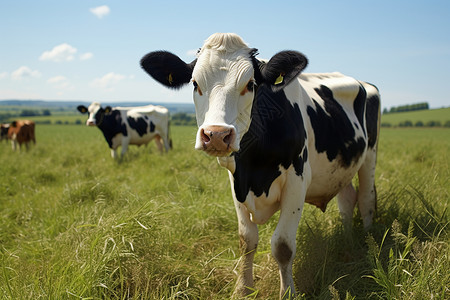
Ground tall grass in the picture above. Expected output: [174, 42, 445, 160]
[0, 125, 448, 299]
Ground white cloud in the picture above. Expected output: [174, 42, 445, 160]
[80, 52, 93, 61]
[39, 43, 77, 62]
[11, 66, 42, 80]
[0, 72, 8, 79]
[91, 72, 125, 91]
[90, 5, 110, 19]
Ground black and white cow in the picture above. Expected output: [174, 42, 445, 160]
[1, 123, 10, 141]
[140, 33, 380, 298]
[77, 102, 172, 158]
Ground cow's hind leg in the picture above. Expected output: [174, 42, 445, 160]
[154, 135, 164, 154]
[357, 148, 377, 229]
[337, 183, 357, 228]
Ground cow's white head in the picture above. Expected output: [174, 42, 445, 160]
[141, 33, 307, 157]
[77, 102, 112, 126]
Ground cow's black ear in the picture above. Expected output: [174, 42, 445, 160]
[140, 51, 196, 89]
[77, 105, 88, 114]
[262, 51, 308, 92]
[104, 106, 112, 114]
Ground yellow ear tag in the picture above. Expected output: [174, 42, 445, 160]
[168, 73, 173, 85]
[274, 74, 284, 85]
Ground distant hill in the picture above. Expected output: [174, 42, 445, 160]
[0, 100, 195, 114]
[381, 107, 450, 127]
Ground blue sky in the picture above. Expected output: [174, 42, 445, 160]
[1, 0, 449, 109]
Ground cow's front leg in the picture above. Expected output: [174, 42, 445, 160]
[271, 170, 308, 299]
[120, 139, 130, 158]
[110, 148, 118, 159]
[230, 174, 258, 297]
[233, 198, 258, 297]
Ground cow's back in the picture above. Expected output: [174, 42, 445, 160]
[123, 106, 169, 146]
[296, 73, 380, 210]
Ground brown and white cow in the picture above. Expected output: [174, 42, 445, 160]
[140, 33, 380, 298]
[8, 120, 36, 151]
[77, 102, 172, 158]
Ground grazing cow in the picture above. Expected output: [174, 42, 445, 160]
[77, 102, 172, 158]
[8, 120, 36, 151]
[140, 33, 380, 298]
[1, 123, 10, 141]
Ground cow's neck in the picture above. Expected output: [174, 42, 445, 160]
[222, 84, 307, 203]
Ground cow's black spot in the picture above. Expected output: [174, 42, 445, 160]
[273, 240, 292, 265]
[97, 110, 127, 148]
[127, 116, 148, 137]
[366, 93, 380, 148]
[353, 85, 367, 137]
[232, 84, 307, 203]
[150, 121, 155, 132]
[307, 85, 367, 167]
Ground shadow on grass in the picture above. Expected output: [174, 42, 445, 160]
[292, 185, 448, 299]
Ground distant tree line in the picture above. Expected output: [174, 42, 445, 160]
[381, 120, 450, 128]
[171, 112, 196, 126]
[20, 109, 52, 116]
[383, 102, 429, 114]
[0, 109, 51, 122]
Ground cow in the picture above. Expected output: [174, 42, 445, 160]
[1, 123, 10, 141]
[8, 120, 36, 151]
[77, 102, 172, 158]
[140, 33, 381, 299]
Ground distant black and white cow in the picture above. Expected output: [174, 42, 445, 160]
[1, 123, 10, 141]
[77, 102, 171, 158]
[141, 33, 380, 298]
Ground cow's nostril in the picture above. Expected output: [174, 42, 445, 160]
[223, 130, 232, 145]
[200, 128, 211, 143]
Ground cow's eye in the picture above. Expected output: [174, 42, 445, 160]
[193, 80, 203, 96]
[241, 80, 256, 95]
[247, 80, 255, 92]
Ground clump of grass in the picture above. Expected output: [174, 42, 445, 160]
[366, 218, 449, 299]
[64, 180, 115, 204]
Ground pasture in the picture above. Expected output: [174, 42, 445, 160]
[381, 107, 450, 127]
[0, 125, 448, 299]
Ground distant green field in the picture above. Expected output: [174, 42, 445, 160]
[381, 107, 450, 127]
[23, 113, 84, 124]
[1, 125, 449, 299]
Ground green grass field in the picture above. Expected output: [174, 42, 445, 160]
[1, 125, 449, 299]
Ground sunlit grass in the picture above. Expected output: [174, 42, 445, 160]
[0, 126, 448, 299]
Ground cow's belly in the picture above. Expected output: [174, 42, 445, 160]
[128, 132, 158, 146]
[305, 153, 365, 211]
